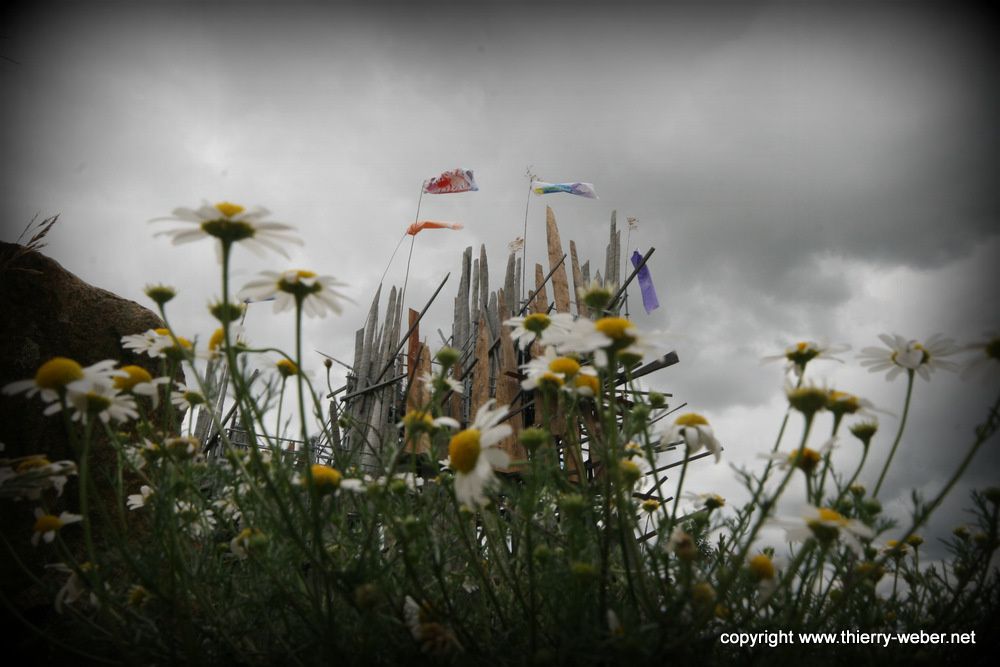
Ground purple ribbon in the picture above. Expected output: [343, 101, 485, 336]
[631, 250, 660, 314]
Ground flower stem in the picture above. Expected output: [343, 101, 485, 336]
[873, 370, 915, 499]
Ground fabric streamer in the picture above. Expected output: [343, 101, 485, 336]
[630, 250, 660, 314]
[423, 169, 479, 194]
[406, 221, 464, 236]
[530, 180, 598, 199]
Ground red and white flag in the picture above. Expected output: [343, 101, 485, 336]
[422, 169, 479, 194]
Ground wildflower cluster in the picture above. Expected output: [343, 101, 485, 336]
[2, 202, 997, 665]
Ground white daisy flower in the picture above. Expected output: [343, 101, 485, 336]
[113, 365, 170, 408]
[45, 562, 98, 613]
[770, 505, 874, 556]
[681, 491, 727, 511]
[542, 316, 614, 357]
[762, 340, 850, 377]
[239, 270, 350, 318]
[121, 328, 195, 361]
[171, 383, 207, 412]
[504, 312, 575, 351]
[961, 331, 1000, 379]
[660, 412, 723, 463]
[4, 358, 124, 404]
[858, 333, 959, 382]
[32, 508, 83, 546]
[444, 400, 512, 508]
[57, 386, 139, 425]
[419, 371, 464, 395]
[0, 458, 76, 501]
[519, 347, 601, 395]
[152, 201, 302, 258]
[760, 438, 837, 475]
[127, 485, 154, 511]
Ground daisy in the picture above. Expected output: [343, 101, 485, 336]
[682, 491, 727, 511]
[152, 201, 302, 257]
[858, 333, 959, 382]
[127, 485, 154, 511]
[762, 438, 837, 475]
[4, 358, 124, 404]
[961, 331, 1000, 379]
[762, 340, 850, 377]
[171, 384, 207, 411]
[542, 316, 613, 357]
[770, 505, 874, 555]
[239, 270, 350, 318]
[0, 458, 76, 501]
[114, 365, 170, 408]
[503, 312, 575, 351]
[661, 412, 723, 463]
[418, 371, 464, 396]
[121, 328, 194, 360]
[60, 386, 139, 425]
[444, 400, 512, 508]
[398, 410, 460, 436]
[32, 508, 83, 546]
[664, 526, 698, 560]
[45, 562, 97, 613]
[519, 347, 596, 392]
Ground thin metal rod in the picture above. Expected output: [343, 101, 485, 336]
[372, 271, 450, 386]
[339, 374, 407, 402]
[516, 253, 567, 317]
[520, 181, 532, 306]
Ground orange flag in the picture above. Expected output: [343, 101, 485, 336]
[406, 221, 464, 236]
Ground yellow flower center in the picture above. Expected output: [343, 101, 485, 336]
[85, 392, 112, 413]
[748, 554, 775, 580]
[208, 328, 225, 352]
[674, 413, 709, 428]
[574, 374, 600, 395]
[595, 317, 636, 344]
[16, 456, 51, 473]
[403, 410, 435, 433]
[34, 357, 84, 390]
[816, 507, 847, 524]
[548, 357, 581, 377]
[33, 514, 63, 533]
[114, 365, 153, 391]
[789, 448, 822, 473]
[641, 499, 661, 513]
[537, 372, 564, 388]
[276, 359, 299, 378]
[523, 313, 551, 334]
[154, 328, 170, 336]
[214, 202, 245, 218]
[278, 270, 322, 297]
[448, 429, 481, 474]
[827, 390, 861, 414]
[308, 464, 342, 490]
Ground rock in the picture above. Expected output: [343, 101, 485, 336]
[0, 241, 172, 616]
[0, 241, 168, 461]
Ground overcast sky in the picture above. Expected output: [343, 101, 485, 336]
[2, 1, 997, 556]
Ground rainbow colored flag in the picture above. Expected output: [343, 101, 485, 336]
[423, 169, 479, 194]
[530, 180, 598, 199]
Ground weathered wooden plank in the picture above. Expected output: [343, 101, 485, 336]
[407, 308, 420, 380]
[503, 253, 516, 318]
[404, 340, 432, 454]
[569, 239, 588, 318]
[479, 244, 489, 321]
[545, 206, 571, 313]
[454, 246, 472, 353]
[494, 290, 526, 472]
[532, 263, 548, 314]
[470, 257, 480, 336]
[470, 312, 491, 418]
